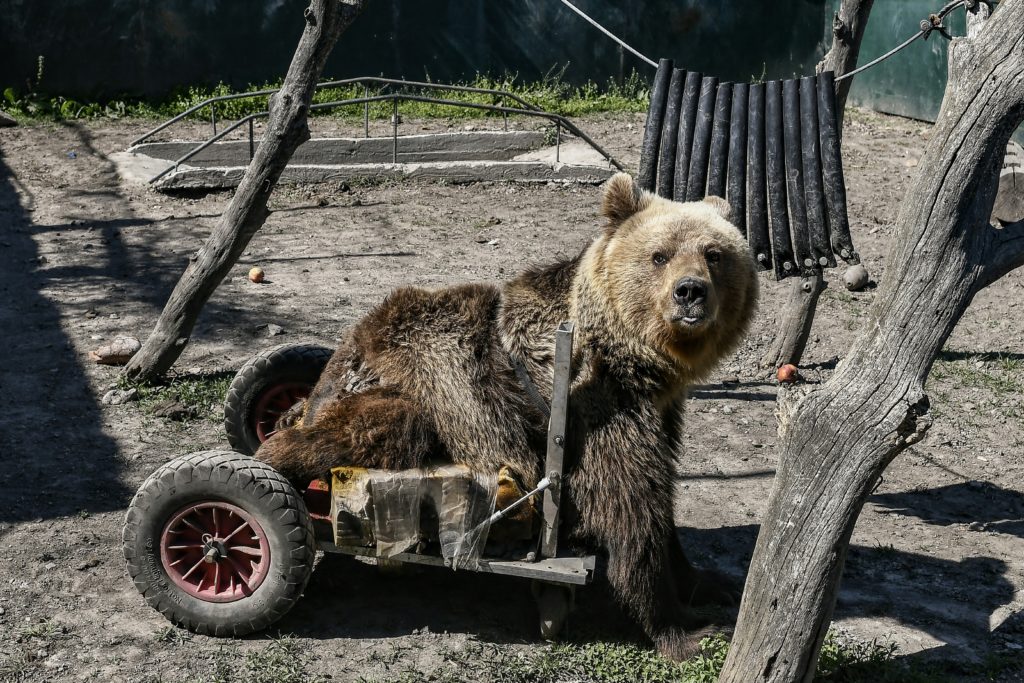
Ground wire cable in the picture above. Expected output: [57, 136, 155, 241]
[556, 0, 658, 68]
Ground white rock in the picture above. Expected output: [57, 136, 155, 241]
[843, 264, 869, 291]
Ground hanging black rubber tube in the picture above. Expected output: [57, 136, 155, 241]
[817, 71, 858, 263]
[673, 71, 703, 202]
[656, 68, 687, 198]
[685, 76, 719, 201]
[800, 76, 835, 269]
[746, 83, 770, 271]
[765, 80, 794, 279]
[726, 83, 748, 236]
[783, 78, 813, 274]
[637, 58, 673, 192]
[706, 83, 732, 199]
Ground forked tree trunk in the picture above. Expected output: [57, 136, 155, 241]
[721, 3, 1024, 681]
[123, 0, 364, 382]
[761, 0, 874, 370]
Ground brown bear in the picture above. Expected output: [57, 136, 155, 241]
[255, 172, 759, 659]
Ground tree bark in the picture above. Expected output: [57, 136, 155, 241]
[123, 0, 364, 382]
[721, 3, 1024, 681]
[0, 110, 17, 127]
[761, 0, 874, 371]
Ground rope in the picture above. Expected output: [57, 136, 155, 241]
[556, 0, 658, 68]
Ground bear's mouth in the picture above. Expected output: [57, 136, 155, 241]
[670, 308, 710, 328]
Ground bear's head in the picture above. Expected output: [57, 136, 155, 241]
[582, 172, 758, 379]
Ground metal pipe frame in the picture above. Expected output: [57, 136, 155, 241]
[130, 76, 545, 148]
[146, 93, 626, 185]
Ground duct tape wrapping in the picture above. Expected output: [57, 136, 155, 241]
[330, 465, 499, 570]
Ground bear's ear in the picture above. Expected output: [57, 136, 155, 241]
[601, 173, 649, 228]
[702, 195, 732, 221]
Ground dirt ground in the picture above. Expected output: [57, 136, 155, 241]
[0, 108, 1022, 682]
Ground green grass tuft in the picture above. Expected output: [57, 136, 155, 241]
[119, 372, 232, 421]
[2, 70, 651, 124]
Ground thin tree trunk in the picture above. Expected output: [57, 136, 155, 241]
[761, 0, 874, 371]
[721, 3, 1023, 681]
[123, 0, 364, 382]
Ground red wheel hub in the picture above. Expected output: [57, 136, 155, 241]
[253, 382, 311, 442]
[160, 501, 270, 603]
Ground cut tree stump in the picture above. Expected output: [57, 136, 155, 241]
[760, 0, 874, 371]
[0, 110, 17, 128]
[993, 140, 1023, 223]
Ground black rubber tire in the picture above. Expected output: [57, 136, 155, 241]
[122, 450, 316, 636]
[223, 343, 333, 455]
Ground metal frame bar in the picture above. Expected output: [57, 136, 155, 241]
[144, 94, 625, 185]
[321, 542, 596, 584]
[130, 76, 545, 148]
[540, 321, 574, 559]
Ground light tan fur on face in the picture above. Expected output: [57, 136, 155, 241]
[579, 173, 758, 382]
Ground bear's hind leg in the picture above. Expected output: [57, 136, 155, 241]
[254, 386, 440, 488]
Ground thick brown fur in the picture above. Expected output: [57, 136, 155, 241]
[255, 173, 758, 660]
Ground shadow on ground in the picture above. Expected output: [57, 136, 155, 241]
[0, 143, 128, 523]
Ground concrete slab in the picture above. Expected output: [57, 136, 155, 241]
[149, 159, 614, 190]
[132, 130, 547, 167]
[115, 129, 618, 191]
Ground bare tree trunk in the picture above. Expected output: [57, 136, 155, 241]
[722, 3, 1023, 681]
[0, 110, 16, 127]
[123, 0, 364, 383]
[761, 0, 874, 371]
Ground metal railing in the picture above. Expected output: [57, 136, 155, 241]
[131, 77, 625, 185]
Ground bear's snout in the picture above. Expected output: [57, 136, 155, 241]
[673, 277, 707, 306]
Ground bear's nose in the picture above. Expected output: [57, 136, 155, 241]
[673, 277, 707, 305]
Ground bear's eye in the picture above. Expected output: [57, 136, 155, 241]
[652, 252, 668, 267]
[705, 249, 722, 264]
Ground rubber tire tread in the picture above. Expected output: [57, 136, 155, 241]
[122, 450, 316, 637]
[223, 343, 332, 455]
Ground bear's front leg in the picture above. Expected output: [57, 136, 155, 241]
[604, 534, 719, 661]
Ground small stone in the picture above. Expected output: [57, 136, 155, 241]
[721, 375, 740, 386]
[75, 558, 100, 571]
[101, 388, 138, 405]
[89, 336, 141, 366]
[722, 405, 734, 415]
[151, 400, 195, 421]
[44, 562, 56, 571]
[265, 323, 285, 337]
[843, 264, 869, 291]
[0, 606, 5, 615]
[968, 521, 986, 532]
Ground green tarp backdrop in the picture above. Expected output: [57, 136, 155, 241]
[1, 0, 1019, 143]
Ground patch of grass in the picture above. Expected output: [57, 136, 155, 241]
[153, 625, 192, 646]
[358, 630, 932, 683]
[120, 372, 232, 421]
[196, 637, 324, 683]
[929, 352, 1024, 395]
[3, 63, 650, 124]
